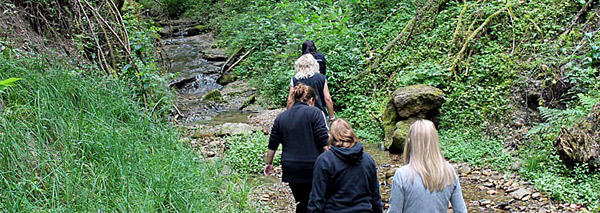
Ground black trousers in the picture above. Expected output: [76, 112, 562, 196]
[288, 182, 312, 213]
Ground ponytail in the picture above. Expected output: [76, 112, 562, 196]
[292, 83, 317, 103]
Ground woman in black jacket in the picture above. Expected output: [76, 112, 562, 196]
[264, 84, 330, 213]
[308, 119, 383, 213]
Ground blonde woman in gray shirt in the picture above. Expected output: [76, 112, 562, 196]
[388, 120, 467, 213]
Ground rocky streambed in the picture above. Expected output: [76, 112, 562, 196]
[160, 20, 584, 212]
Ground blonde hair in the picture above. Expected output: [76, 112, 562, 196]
[294, 54, 319, 80]
[328, 119, 359, 148]
[403, 120, 455, 192]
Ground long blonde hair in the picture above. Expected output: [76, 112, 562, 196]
[328, 119, 358, 148]
[294, 54, 319, 80]
[403, 120, 455, 192]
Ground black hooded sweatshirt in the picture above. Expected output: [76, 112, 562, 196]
[308, 142, 383, 213]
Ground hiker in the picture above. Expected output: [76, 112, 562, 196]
[264, 84, 329, 213]
[301, 40, 327, 76]
[307, 119, 383, 213]
[388, 120, 466, 213]
[287, 54, 335, 123]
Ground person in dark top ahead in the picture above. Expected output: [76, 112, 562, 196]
[301, 40, 327, 76]
[264, 84, 330, 213]
[287, 54, 335, 123]
[308, 119, 383, 213]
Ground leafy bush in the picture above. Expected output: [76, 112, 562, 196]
[439, 128, 514, 170]
[225, 133, 280, 174]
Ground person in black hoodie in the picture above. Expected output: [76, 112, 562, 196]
[308, 119, 383, 213]
[301, 40, 327, 76]
[264, 84, 329, 213]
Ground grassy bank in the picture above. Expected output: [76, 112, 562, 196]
[159, 0, 600, 209]
[0, 55, 254, 211]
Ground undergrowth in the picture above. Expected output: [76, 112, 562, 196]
[180, 0, 600, 209]
[0, 55, 255, 211]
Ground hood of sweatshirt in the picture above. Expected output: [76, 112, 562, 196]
[331, 142, 364, 164]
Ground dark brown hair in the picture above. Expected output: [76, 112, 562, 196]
[301, 40, 317, 54]
[293, 83, 317, 103]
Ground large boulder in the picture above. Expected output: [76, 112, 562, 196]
[389, 119, 418, 153]
[392, 85, 446, 119]
[382, 85, 445, 153]
[555, 103, 600, 169]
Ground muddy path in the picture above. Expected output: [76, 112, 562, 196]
[160, 20, 581, 212]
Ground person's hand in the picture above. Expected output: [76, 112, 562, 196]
[328, 115, 335, 122]
[263, 164, 274, 176]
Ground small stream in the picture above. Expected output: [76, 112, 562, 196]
[163, 30, 256, 125]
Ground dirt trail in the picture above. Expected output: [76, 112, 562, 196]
[161, 20, 582, 212]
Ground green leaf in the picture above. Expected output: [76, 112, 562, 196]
[0, 78, 22, 87]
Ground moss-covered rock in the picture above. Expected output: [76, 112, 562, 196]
[202, 89, 223, 102]
[382, 98, 398, 140]
[555, 103, 600, 169]
[239, 94, 256, 110]
[187, 25, 207, 36]
[389, 119, 417, 154]
[392, 84, 445, 119]
[217, 74, 237, 85]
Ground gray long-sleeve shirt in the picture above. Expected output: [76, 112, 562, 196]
[388, 165, 467, 213]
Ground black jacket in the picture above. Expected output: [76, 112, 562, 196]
[268, 102, 329, 183]
[308, 142, 383, 213]
[293, 73, 327, 113]
[311, 52, 327, 76]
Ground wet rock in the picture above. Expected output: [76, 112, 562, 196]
[555, 103, 600, 169]
[239, 94, 256, 110]
[532, 192, 541, 199]
[203, 89, 223, 102]
[480, 199, 491, 206]
[483, 182, 494, 187]
[217, 73, 237, 85]
[217, 123, 256, 136]
[510, 188, 531, 200]
[505, 187, 518, 193]
[486, 190, 498, 195]
[457, 165, 471, 174]
[187, 25, 207, 36]
[204, 53, 228, 62]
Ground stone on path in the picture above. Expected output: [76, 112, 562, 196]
[217, 123, 256, 136]
[510, 188, 531, 200]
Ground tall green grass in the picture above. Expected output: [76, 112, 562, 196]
[0, 56, 255, 211]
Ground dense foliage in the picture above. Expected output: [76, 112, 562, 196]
[168, 0, 600, 209]
[225, 133, 281, 174]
